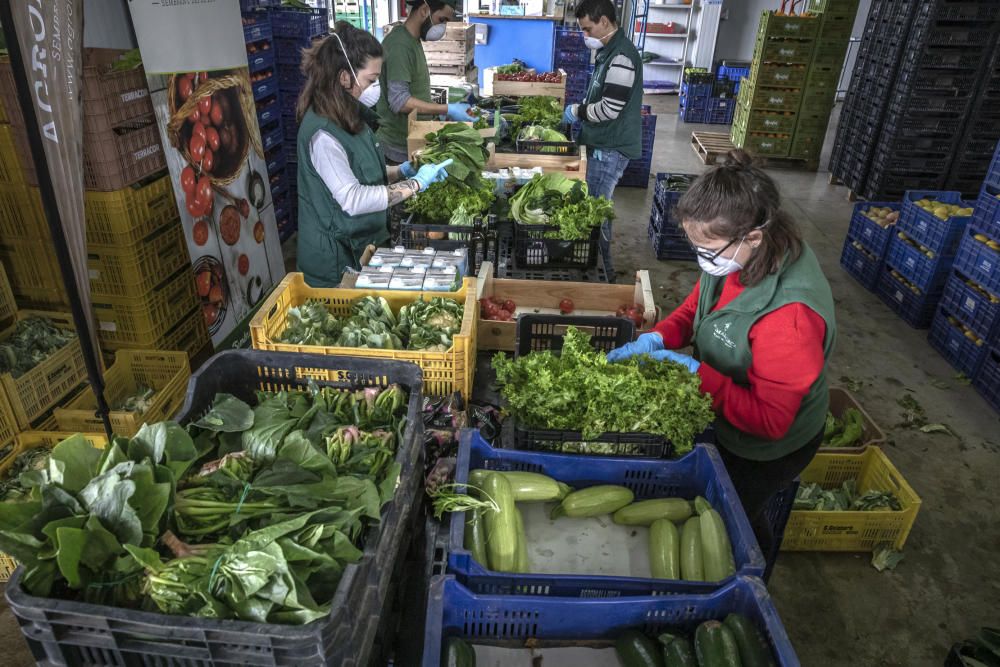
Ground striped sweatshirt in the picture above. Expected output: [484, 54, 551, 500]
[578, 53, 638, 123]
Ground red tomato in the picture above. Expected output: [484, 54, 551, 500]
[180, 166, 196, 195]
[189, 132, 206, 161]
[186, 198, 204, 218]
[503, 299, 516, 312]
[196, 175, 213, 204]
[497, 309, 512, 321]
[198, 95, 212, 116]
[178, 77, 193, 102]
[205, 126, 221, 152]
[253, 221, 265, 243]
[559, 298, 575, 314]
[208, 284, 223, 304]
[237, 254, 250, 276]
[484, 301, 500, 318]
[195, 269, 212, 297]
[201, 149, 214, 174]
[188, 108, 201, 124]
[198, 71, 209, 83]
[192, 219, 209, 246]
[202, 303, 219, 327]
[210, 100, 224, 126]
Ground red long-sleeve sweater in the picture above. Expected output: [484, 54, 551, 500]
[654, 273, 827, 442]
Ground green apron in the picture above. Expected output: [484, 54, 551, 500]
[579, 29, 644, 160]
[692, 244, 838, 461]
[296, 107, 389, 287]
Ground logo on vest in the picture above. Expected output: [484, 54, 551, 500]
[712, 322, 736, 350]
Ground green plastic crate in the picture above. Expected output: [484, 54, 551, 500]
[790, 133, 823, 161]
[798, 91, 835, 116]
[757, 11, 821, 40]
[749, 62, 808, 88]
[794, 111, 831, 136]
[805, 65, 840, 94]
[817, 13, 855, 40]
[745, 84, 803, 112]
[738, 103, 798, 134]
[807, 0, 860, 16]
[754, 37, 815, 65]
[811, 37, 850, 66]
[742, 132, 792, 158]
[730, 121, 747, 148]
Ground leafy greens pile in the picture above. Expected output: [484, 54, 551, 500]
[0, 316, 75, 378]
[114, 386, 156, 414]
[510, 174, 615, 240]
[492, 327, 714, 453]
[506, 95, 562, 138]
[0, 446, 50, 501]
[280, 296, 464, 352]
[793, 479, 902, 512]
[0, 383, 409, 624]
[404, 175, 495, 225]
[415, 123, 489, 186]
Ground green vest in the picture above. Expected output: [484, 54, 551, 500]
[376, 25, 431, 155]
[296, 107, 389, 287]
[579, 29, 644, 159]
[692, 244, 837, 461]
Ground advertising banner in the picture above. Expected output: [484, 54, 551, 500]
[127, 0, 284, 348]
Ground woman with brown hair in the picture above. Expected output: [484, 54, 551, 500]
[608, 149, 837, 564]
[295, 22, 452, 287]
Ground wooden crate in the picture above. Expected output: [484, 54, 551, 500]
[488, 145, 589, 181]
[422, 23, 475, 68]
[474, 261, 657, 352]
[491, 69, 567, 103]
[691, 131, 735, 165]
[430, 66, 479, 87]
[406, 109, 496, 159]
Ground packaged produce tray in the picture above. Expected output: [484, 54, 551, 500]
[250, 272, 477, 399]
[92, 266, 199, 347]
[513, 221, 600, 270]
[447, 430, 763, 595]
[84, 171, 179, 245]
[782, 446, 920, 551]
[929, 305, 989, 377]
[423, 574, 798, 666]
[0, 431, 109, 582]
[54, 350, 190, 437]
[99, 306, 209, 362]
[87, 221, 188, 299]
[397, 214, 499, 277]
[6, 349, 424, 667]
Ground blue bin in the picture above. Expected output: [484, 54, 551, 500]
[251, 70, 277, 101]
[954, 226, 1000, 296]
[928, 306, 989, 377]
[985, 142, 1000, 190]
[877, 264, 942, 329]
[256, 95, 280, 127]
[422, 575, 800, 667]
[840, 236, 882, 291]
[846, 201, 901, 257]
[447, 430, 765, 596]
[898, 190, 973, 255]
[973, 346, 1000, 413]
[973, 183, 1000, 241]
[940, 270, 1000, 342]
[886, 234, 954, 293]
[269, 7, 328, 37]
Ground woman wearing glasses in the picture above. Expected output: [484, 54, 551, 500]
[607, 149, 836, 564]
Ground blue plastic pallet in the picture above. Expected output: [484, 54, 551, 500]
[841, 236, 882, 291]
[422, 575, 800, 667]
[898, 190, 973, 255]
[447, 431, 764, 596]
[929, 306, 989, 377]
[886, 234, 954, 294]
[973, 346, 1000, 413]
[954, 226, 1000, 296]
[973, 183, 1000, 240]
[940, 270, 1000, 342]
[877, 264, 943, 329]
[847, 202, 901, 257]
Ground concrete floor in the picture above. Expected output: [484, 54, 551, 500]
[1, 96, 997, 666]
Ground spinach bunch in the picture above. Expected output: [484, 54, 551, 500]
[0, 316, 75, 378]
[510, 174, 615, 240]
[493, 327, 714, 453]
[405, 175, 495, 224]
[416, 123, 489, 186]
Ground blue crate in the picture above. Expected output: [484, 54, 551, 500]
[554, 49, 591, 66]
[886, 234, 954, 293]
[260, 119, 283, 152]
[847, 202, 901, 257]
[655, 172, 696, 214]
[422, 575, 799, 667]
[275, 35, 321, 65]
[955, 226, 1000, 296]
[282, 115, 298, 142]
[898, 190, 973, 255]
[251, 69, 277, 101]
[269, 169, 291, 200]
[241, 0, 280, 10]
[650, 221, 696, 260]
[708, 99, 735, 125]
[619, 167, 651, 188]
[841, 236, 882, 291]
[256, 95, 280, 126]
[246, 46, 275, 74]
[447, 431, 764, 595]
[986, 141, 1000, 190]
[877, 264, 942, 329]
[270, 7, 328, 38]
[972, 183, 1000, 240]
[973, 346, 1000, 413]
[718, 62, 751, 83]
[940, 270, 1000, 341]
[242, 13, 273, 43]
[277, 215, 298, 243]
[555, 27, 586, 49]
[265, 145, 286, 176]
[281, 92, 298, 118]
[681, 81, 713, 99]
[680, 105, 708, 123]
[278, 63, 306, 90]
[929, 306, 989, 377]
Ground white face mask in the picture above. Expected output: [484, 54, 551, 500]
[424, 22, 447, 41]
[584, 25, 616, 50]
[332, 33, 380, 107]
[697, 237, 746, 276]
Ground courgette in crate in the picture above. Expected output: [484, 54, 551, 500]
[724, 614, 775, 667]
[680, 516, 705, 581]
[513, 505, 529, 572]
[482, 473, 518, 572]
[697, 499, 736, 582]
[441, 636, 477, 667]
[613, 498, 693, 526]
[649, 518, 680, 579]
[469, 469, 570, 501]
[550, 484, 634, 519]
[464, 507, 489, 566]
[659, 633, 697, 667]
[616, 629, 665, 667]
[695, 621, 743, 667]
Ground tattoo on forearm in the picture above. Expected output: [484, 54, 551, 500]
[387, 179, 419, 206]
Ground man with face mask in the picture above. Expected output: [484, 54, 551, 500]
[376, 0, 472, 164]
[562, 0, 644, 283]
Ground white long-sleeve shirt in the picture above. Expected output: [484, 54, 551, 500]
[309, 129, 389, 216]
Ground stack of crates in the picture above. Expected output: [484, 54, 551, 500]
[839, 202, 900, 290]
[270, 5, 330, 241]
[716, 60, 751, 94]
[790, 0, 860, 163]
[679, 70, 714, 123]
[732, 12, 819, 159]
[877, 191, 974, 329]
[948, 41, 1000, 196]
[554, 27, 593, 106]
[647, 172, 696, 260]
[336, 0, 367, 30]
[619, 105, 658, 187]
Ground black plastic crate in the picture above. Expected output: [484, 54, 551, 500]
[761, 479, 799, 583]
[513, 221, 600, 270]
[973, 345, 1000, 413]
[397, 214, 499, 276]
[4, 349, 425, 667]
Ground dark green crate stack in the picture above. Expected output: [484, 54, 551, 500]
[791, 0, 861, 163]
[732, 12, 819, 159]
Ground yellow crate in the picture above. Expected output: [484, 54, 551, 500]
[88, 220, 188, 299]
[0, 237, 67, 308]
[781, 446, 921, 552]
[0, 184, 47, 241]
[85, 171, 179, 246]
[92, 267, 199, 346]
[251, 273, 477, 399]
[0, 431, 108, 582]
[0, 125, 28, 185]
[100, 305, 210, 362]
[55, 350, 190, 437]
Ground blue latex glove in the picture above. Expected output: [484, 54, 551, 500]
[563, 104, 578, 125]
[399, 161, 416, 178]
[413, 158, 453, 190]
[649, 349, 701, 373]
[447, 102, 472, 121]
[606, 332, 664, 363]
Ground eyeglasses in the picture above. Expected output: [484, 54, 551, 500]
[688, 236, 740, 263]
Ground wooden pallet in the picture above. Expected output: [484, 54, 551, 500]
[691, 131, 734, 165]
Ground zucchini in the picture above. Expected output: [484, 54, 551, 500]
[463, 507, 489, 567]
[680, 516, 704, 581]
[513, 506, 529, 572]
[613, 498, 693, 526]
[468, 470, 568, 502]
[550, 484, 634, 519]
[648, 518, 680, 579]
[693, 496, 712, 514]
[723, 614, 775, 667]
[658, 633, 697, 667]
[699, 508, 736, 582]
[695, 620, 742, 667]
[441, 636, 476, 667]
[615, 629, 664, 667]
[482, 473, 518, 572]
[468, 469, 488, 489]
